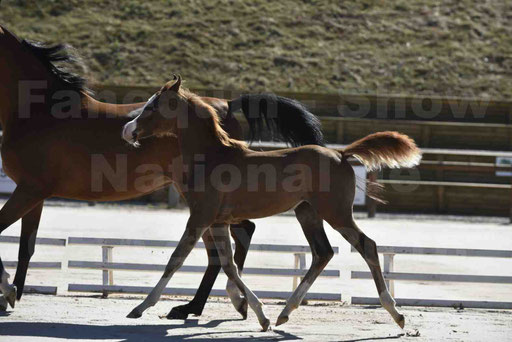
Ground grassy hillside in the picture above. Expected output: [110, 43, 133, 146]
[1, 0, 511, 99]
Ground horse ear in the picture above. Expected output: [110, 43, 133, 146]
[169, 75, 181, 92]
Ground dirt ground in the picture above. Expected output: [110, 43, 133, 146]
[0, 202, 511, 341]
[1, 294, 511, 341]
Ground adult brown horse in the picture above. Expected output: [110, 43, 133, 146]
[123, 76, 421, 331]
[0, 25, 325, 319]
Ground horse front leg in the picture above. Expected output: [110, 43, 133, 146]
[210, 223, 270, 331]
[13, 202, 44, 301]
[127, 221, 209, 319]
[167, 220, 256, 320]
[226, 220, 256, 319]
[0, 186, 46, 310]
[167, 229, 222, 319]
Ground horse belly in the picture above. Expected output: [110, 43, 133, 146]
[219, 192, 302, 222]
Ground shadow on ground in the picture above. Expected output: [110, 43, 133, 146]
[0, 319, 305, 341]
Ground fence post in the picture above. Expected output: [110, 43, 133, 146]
[293, 253, 299, 290]
[293, 253, 306, 291]
[299, 254, 306, 285]
[509, 177, 512, 224]
[102, 246, 114, 298]
[383, 253, 395, 297]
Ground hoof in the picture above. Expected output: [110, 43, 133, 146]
[276, 314, 289, 327]
[167, 307, 190, 320]
[396, 314, 405, 329]
[235, 299, 248, 320]
[126, 308, 142, 319]
[260, 318, 271, 332]
[5, 286, 16, 309]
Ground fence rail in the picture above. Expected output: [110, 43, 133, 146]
[67, 284, 341, 301]
[67, 236, 341, 301]
[67, 237, 338, 253]
[0, 236, 65, 296]
[1, 234, 511, 309]
[351, 245, 512, 309]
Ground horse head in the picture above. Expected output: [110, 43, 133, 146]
[122, 75, 185, 146]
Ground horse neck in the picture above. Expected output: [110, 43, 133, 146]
[0, 53, 62, 134]
[82, 93, 142, 117]
[176, 101, 230, 162]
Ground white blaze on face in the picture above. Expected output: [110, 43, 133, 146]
[122, 93, 157, 145]
[122, 118, 138, 145]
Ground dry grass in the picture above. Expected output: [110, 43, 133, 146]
[1, 0, 511, 98]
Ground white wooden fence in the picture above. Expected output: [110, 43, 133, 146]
[0, 236, 66, 295]
[2, 235, 512, 309]
[351, 246, 512, 309]
[66, 237, 342, 301]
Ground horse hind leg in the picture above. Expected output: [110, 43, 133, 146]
[276, 202, 334, 326]
[325, 208, 405, 329]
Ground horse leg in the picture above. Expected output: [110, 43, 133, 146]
[210, 224, 270, 331]
[226, 219, 256, 319]
[167, 229, 221, 319]
[166, 220, 255, 320]
[276, 202, 333, 326]
[324, 208, 405, 329]
[127, 222, 208, 318]
[0, 186, 45, 309]
[13, 202, 44, 301]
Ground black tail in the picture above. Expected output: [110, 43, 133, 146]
[228, 94, 325, 147]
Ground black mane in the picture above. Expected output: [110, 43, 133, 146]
[229, 94, 325, 147]
[21, 40, 91, 94]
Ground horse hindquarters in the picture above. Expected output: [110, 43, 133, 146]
[313, 161, 405, 328]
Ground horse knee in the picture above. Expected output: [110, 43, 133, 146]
[314, 248, 334, 268]
[222, 261, 239, 279]
[163, 258, 185, 277]
[324, 248, 335, 264]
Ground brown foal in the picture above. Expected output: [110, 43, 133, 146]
[0, 25, 325, 319]
[123, 76, 422, 331]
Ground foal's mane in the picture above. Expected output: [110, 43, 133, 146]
[178, 88, 248, 150]
[21, 40, 92, 94]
